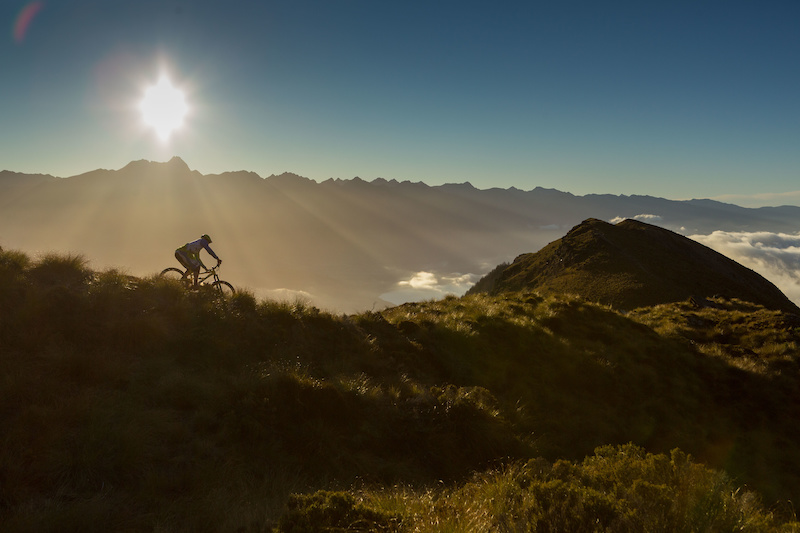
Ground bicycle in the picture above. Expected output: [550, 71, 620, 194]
[160, 264, 235, 297]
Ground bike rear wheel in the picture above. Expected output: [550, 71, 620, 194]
[211, 280, 235, 297]
[160, 267, 190, 287]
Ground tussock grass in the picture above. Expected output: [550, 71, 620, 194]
[358, 444, 794, 532]
[629, 298, 800, 375]
[27, 251, 93, 288]
[381, 290, 800, 506]
[2, 248, 800, 530]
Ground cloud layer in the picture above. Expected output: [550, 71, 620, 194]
[253, 287, 315, 304]
[381, 271, 479, 305]
[690, 230, 800, 305]
[609, 214, 663, 224]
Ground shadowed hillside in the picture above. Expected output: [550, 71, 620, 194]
[2, 246, 800, 531]
[469, 217, 800, 313]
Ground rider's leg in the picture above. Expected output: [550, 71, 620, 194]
[188, 255, 203, 287]
[177, 250, 203, 287]
[175, 250, 192, 280]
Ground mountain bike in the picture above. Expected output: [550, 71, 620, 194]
[160, 264, 235, 297]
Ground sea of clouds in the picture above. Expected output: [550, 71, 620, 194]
[689, 230, 800, 305]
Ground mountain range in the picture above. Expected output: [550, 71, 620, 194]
[2, 157, 799, 311]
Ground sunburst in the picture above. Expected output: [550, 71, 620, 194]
[139, 74, 189, 142]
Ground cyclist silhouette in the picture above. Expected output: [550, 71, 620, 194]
[175, 234, 222, 288]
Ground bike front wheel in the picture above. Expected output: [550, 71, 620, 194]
[211, 280, 235, 297]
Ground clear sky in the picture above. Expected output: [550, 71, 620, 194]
[3, 1, 799, 205]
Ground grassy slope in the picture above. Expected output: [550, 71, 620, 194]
[383, 293, 800, 502]
[1, 248, 800, 531]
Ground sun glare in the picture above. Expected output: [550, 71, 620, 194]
[139, 75, 188, 142]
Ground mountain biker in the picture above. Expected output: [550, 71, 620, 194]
[175, 234, 222, 288]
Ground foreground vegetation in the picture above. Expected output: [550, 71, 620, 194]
[283, 445, 788, 532]
[1, 248, 799, 531]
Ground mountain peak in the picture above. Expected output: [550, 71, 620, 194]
[440, 182, 476, 191]
[166, 156, 190, 169]
[265, 172, 315, 187]
[469, 218, 800, 313]
[119, 156, 191, 174]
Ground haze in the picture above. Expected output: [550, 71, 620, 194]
[2, 158, 799, 312]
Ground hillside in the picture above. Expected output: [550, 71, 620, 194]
[2, 246, 800, 531]
[469, 217, 800, 313]
[3, 158, 800, 312]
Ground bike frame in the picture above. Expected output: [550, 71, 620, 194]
[194, 266, 222, 286]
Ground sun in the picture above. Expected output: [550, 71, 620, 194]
[139, 74, 189, 142]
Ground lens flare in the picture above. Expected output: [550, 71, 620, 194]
[13, 1, 44, 44]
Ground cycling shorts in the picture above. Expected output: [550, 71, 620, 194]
[175, 248, 202, 272]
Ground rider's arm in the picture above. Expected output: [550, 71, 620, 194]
[204, 244, 221, 263]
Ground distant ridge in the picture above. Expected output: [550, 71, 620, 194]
[469, 218, 800, 313]
[3, 158, 800, 311]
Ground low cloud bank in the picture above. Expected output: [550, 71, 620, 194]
[690, 230, 800, 305]
[610, 214, 663, 224]
[253, 287, 315, 303]
[381, 271, 480, 305]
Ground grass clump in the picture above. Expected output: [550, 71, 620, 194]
[0, 247, 31, 274]
[26, 251, 93, 288]
[277, 490, 401, 532]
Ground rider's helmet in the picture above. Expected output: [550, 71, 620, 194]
[201, 234, 212, 243]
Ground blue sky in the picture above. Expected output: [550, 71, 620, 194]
[3, 1, 799, 205]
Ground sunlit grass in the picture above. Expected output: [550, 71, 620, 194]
[629, 297, 800, 376]
[356, 444, 795, 532]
